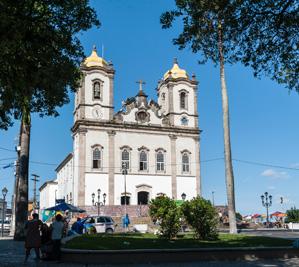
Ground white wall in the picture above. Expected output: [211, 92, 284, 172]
[39, 182, 58, 210]
[85, 173, 109, 206]
[114, 174, 172, 205]
[176, 176, 197, 201]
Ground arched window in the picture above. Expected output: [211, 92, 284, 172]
[121, 149, 130, 170]
[156, 151, 165, 172]
[181, 116, 188, 126]
[139, 151, 148, 171]
[93, 81, 101, 99]
[93, 147, 101, 169]
[180, 91, 187, 109]
[161, 92, 166, 101]
[182, 153, 190, 173]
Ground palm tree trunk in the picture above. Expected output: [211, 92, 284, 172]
[14, 105, 31, 240]
[218, 22, 237, 234]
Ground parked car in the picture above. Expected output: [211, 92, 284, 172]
[82, 216, 115, 233]
[0, 220, 11, 232]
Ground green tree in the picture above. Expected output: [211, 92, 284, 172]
[239, 0, 298, 91]
[161, 0, 240, 233]
[149, 196, 181, 239]
[286, 207, 299, 223]
[0, 0, 100, 240]
[236, 212, 243, 221]
[181, 197, 218, 240]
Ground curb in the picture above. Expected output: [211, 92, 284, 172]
[62, 246, 298, 264]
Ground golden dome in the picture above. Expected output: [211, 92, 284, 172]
[163, 58, 188, 80]
[83, 46, 107, 67]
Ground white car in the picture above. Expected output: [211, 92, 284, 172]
[0, 220, 11, 232]
[83, 216, 115, 233]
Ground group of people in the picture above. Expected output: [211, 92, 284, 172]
[24, 213, 65, 262]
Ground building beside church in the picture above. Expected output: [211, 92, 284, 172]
[40, 47, 201, 209]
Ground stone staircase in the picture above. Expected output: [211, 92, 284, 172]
[81, 204, 149, 217]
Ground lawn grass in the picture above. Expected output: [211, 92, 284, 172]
[65, 233, 293, 250]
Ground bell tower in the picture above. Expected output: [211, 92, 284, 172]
[157, 58, 198, 128]
[74, 46, 115, 123]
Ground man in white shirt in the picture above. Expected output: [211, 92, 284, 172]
[50, 214, 64, 260]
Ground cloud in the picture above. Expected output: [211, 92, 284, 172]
[267, 185, 276, 190]
[261, 169, 289, 179]
[290, 163, 299, 168]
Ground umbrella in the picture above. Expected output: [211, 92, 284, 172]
[45, 202, 85, 213]
[271, 211, 287, 218]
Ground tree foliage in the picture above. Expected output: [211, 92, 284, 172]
[160, 0, 242, 65]
[239, 0, 299, 91]
[161, 0, 298, 91]
[149, 196, 181, 239]
[181, 197, 219, 240]
[286, 207, 299, 223]
[0, 0, 100, 129]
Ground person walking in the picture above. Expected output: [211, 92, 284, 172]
[24, 213, 43, 262]
[50, 214, 64, 261]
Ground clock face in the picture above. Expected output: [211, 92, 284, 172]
[92, 107, 103, 119]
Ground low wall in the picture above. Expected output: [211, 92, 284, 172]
[62, 247, 298, 264]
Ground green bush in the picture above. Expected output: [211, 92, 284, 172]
[149, 196, 181, 239]
[181, 196, 218, 240]
[286, 207, 299, 223]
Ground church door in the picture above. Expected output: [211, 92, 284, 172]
[137, 191, 149, 205]
[121, 196, 130, 205]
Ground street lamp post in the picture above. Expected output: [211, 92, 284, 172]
[261, 192, 272, 227]
[91, 190, 106, 216]
[212, 191, 215, 206]
[97, 189, 101, 216]
[2, 187, 8, 237]
[122, 162, 128, 231]
[103, 193, 107, 206]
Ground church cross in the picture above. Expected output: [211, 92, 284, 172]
[136, 80, 146, 91]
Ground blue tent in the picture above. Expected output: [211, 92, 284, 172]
[45, 202, 85, 213]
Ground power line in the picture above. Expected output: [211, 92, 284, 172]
[0, 157, 16, 162]
[3, 156, 299, 173]
[232, 158, 299, 171]
[0, 146, 15, 152]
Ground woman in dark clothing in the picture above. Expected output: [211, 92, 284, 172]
[24, 213, 43, 262]
[40, 223, 52, 259]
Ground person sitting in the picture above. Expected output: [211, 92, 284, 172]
[71, 218, 84, 234]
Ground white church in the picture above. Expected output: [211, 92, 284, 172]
[39, 47, 201, 210]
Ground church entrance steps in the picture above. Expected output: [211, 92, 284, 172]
[81, 204, 149, 218]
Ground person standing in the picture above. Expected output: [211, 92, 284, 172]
[50, 214, 64, 260]
[24, 213, 43, 262]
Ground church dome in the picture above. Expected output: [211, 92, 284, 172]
[83, 46, 108, 67]
[163, 58, 189, 80]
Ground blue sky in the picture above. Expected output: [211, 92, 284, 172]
[0, 0, 298, 216]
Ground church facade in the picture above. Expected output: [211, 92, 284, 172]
[51, 47, 201, 208]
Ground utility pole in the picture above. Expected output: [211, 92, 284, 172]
[31, 174, 40, 212]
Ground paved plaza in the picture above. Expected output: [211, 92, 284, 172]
[1, 236, 299, 267]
